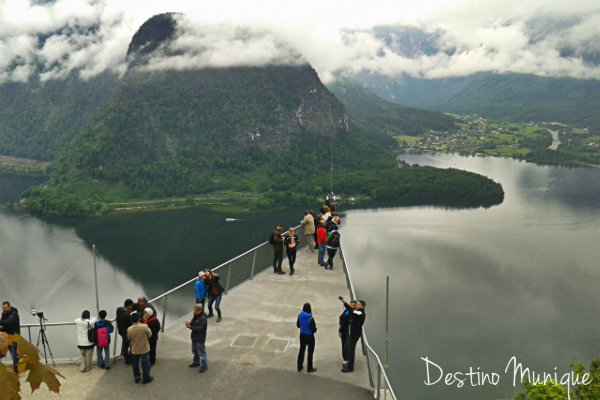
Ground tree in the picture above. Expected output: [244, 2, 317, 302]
[0, 332, 64, 400]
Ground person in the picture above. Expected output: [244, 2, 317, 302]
[309, 210, 318, 249]
[270, 224, 285, 274]
[185, 303, 208, 373]
[321, 205, 332, 222]
[204, 269, 224, 322]
[116, 299, 133, 364]
[300, 210, 315, 251]
[143, 308, 160, 366]
[338, 300, 356, 365]
[94, 310, 114, 369]
[74, 310, 97, 372]
[339, 297, 366, 373]
[325, 226, 341, 270]
[134, 296, 157, 318]
[195, 272, 207, 306]
[0, 301, 20, 373]
[316, 221, 327, 267]
[284, 227, 299, 275]
[127, 312, 153, 384]
[296, 303, 317, 373]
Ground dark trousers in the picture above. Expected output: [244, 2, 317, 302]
[286, 250, 297, 271]
[297, 333, 315, 371]
[340, 333, 348, 361]
[131, 352, 151, 381]
[208, 294, 222, 318]
[327, 247, 338, 267]
[119, 334, 132, 363]
[149, 338, 158, 365]
[345, 335, 360, 370]
[273, 251, 283, 272]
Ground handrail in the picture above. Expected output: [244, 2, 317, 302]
[340, 243, 397, 400]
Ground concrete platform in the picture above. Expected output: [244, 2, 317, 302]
[18, 247, 373, 400]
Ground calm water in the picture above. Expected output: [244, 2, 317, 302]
[341, 154, 600, 399]
[1, 155, 599, 400]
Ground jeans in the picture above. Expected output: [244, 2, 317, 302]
[317, 243, 326, 264]
[97, 346, 110, 368]
[131, 353, 151, 381]
[327, 247, 338, 267]
[208, 294, 222, 318]
[286, 250, 297, 271]
[273, 251, 283, 272]
[191, 341, 207, 368]
[1, 342, 19, 372]
[297, 333, 315, 371]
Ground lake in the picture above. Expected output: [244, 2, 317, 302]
[1, 154, 599, 400]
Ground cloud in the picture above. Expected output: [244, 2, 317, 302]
[0, 0, 600, 84]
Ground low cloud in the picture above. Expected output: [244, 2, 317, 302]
[0, 0, 600, 84]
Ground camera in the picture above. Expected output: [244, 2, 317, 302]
[31, 309, 44, 318]
[338, 296, 343, 300]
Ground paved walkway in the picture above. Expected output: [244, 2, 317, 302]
[19, 247, 372, 400]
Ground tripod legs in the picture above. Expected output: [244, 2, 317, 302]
[36, 320, 55, 367]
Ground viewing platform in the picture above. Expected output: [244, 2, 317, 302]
[18, 242, 390, 399]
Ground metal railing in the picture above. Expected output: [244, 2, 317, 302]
[15, 222, 396, 399]
[339, 243, 398, 400]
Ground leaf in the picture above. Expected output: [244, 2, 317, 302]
[0, 362, 20, 400]
[13, 335, 40, 366]
[0, 332, 9, 357]
[25, 363, 64, 394]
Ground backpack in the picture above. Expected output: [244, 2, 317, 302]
[87, 323, 97, 344]
[96, 326, 109, 348]
[268, 231, 275, 245]
[327, 231, 340, 247]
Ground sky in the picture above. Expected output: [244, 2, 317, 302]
[1, 0, 600, 83]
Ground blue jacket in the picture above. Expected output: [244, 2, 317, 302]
[297, 311, 317, 335]
[195, 278, 207, 300]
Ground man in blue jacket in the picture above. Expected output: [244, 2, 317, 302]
[195, 272, 207, 307]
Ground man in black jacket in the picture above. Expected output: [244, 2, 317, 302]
[185, 303, 208, 372]
[0, 300, 21, 372]
[339, 297, 366, 373]
[116, 299, 134, 364]
[338, 299, 356, 365]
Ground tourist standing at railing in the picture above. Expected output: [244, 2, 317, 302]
[75, 310, 96, 372]
[338, 300, 356, 366]
[127, 312, 153, 384]
[296, 302, 317, 373]
[195, 272, 207, 307]
[134, 296, 157, 318]
[270, 224, 285, 274]
[143, 308, 160, 366]
[339, 297, 366, 373]
[116, 299, 133, 364]
[309, 210, 318, 249]
[186, 303, 208, 373]
[0, 301, 20, 373]
[325, 227, 340, 270]
[204, 269, 224, 323]
[316, 222, 327, 267]
[94, 310, 114, 370]
[284, 227, 299, 276]
[301, 210, 315, 252]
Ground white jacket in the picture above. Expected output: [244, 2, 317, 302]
[75, 317, 97, 347]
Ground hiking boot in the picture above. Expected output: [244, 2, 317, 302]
[199, 366, 208, 373]
[142, 377, 154, 384]
[307, 368, 317, 373]
[216, 317, 222, 323]
[189, 363, 200, 368]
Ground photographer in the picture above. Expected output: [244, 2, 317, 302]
[0, 301, 20, 373]
[338, 297, 366, 373]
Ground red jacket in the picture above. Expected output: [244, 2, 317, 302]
[317, 226, 327, 244]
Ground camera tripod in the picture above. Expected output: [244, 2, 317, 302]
[35, 314, 55, 367]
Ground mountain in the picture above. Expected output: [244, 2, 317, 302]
[16, 14, 503, 215]
[354, 72, 600, 134]
[327, 78, 456, 145]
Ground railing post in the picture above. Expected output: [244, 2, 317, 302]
[28, 326, 32, 342]
[225, 262, 232, 294]
[376, 365, 382, 400]
[250, 249, 257, 280]
[92, 244, 100, 314]
[161, 295, 168, 333]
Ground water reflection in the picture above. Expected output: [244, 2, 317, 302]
[344, 155, 600, 400]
